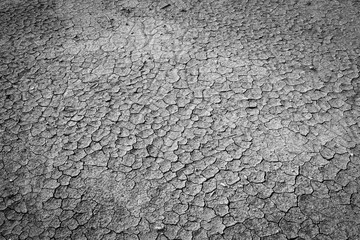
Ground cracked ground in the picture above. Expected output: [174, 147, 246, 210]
[0, 0, 360, 239]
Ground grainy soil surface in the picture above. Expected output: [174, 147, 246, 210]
[0, 0, 360, 239]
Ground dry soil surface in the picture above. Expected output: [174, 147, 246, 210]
[0, 0, 360, 239]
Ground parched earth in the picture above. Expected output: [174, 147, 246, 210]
[0, 0, 360, 239]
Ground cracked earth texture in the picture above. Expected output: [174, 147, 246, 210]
[0, 0, 360, 239]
